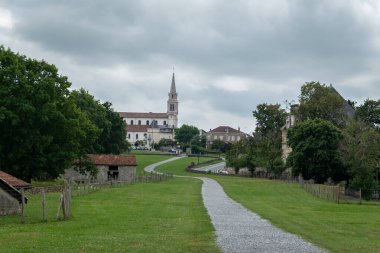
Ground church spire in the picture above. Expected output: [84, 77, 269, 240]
[170, 72, 176, 93]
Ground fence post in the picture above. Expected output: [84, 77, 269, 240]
[20, 188, 25, 224]
[337, 186, 340, 204]
[42, 188, 47, 222]
[359, 189, 362, 204]
[56, 193, 64, 220]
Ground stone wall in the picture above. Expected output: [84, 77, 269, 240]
[0, 187, 20, 216]
[65, 165, 136, 183]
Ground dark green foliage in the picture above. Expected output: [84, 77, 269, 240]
[0, 46, 98, 181]
[355, 99, 380, 127]
[298, 82, 347, 127]
[210, 139, 227, 152]
[288, 119, 343, 183]
[340, 119, 380, 199]
[70, 90, 128, 154]
[174, 124, 200, 145]
[252, 103, 286, 135]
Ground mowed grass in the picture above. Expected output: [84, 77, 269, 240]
[155, 157, 217, 176]
[134, 154, 173, 174]
[157, 159, 380, 253]
[0, 178, 220, 253]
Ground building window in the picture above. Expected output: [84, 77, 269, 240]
[136, 134, 138, 140]
[163, 120, 167, 125]
[231, 136, 235, 141]
[108, 166, 119, 180]
[170, 104, 175, 111]
[219, 136, 223, 140]
[130, 120, 134, 125]
[138, 120, 141, 125]
[214, 135, 218, 140]
[237, 136, 240, 141]
[146, 120, 149, 125]
[128, 134, 130, 139]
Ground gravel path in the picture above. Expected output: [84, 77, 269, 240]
[145, 157, 327, 253]
[193, 161, 226, 173]
[199, 177, 326, 253]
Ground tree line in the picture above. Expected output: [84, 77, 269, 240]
[226, 81, 380, 199]
[0, 46, 128, 182]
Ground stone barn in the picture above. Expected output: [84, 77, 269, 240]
[66, 154, 137, 183]
[0, 171, 31, 216]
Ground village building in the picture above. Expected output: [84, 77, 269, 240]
[0, 170, 31, 215]
[65, 154, 137, 183]
[119, 73, 179, 148]
[205, 126, 248, 148]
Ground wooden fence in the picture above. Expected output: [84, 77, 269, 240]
[0, 173, 172, 225]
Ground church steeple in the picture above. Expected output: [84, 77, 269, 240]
[167, 72, 178, 128]
[170, 72, 176, 93]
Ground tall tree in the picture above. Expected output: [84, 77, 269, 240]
[252, 103, 286, 172]
[70, 89, 128, 154]
[297, 82, 347, 127]
[0, 46, 98, 181]
[252, 103, 286, 135]
[174, 124, 200, 145]
[355, 99, 380, 128]
[340, 119, 380, 199]
[287, 119, 343, 183]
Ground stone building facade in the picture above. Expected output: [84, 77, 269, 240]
[65, 154, 137, 183]
[205, 126, 247, 148]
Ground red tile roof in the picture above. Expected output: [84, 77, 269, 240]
[126, 125, 148, 132]
[0, 171, 32, 188]
[88, 154, 137, 166]
[209, 126, 241, 133]
[119, 112, 168, 119]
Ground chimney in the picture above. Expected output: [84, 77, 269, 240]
[238, 127, 240, 132]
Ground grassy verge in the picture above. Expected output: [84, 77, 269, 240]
[0, 178, 220, 253]
[155, 157, 217, 176]
[135, 154, 173, 174]
[156, 160, 380, 253]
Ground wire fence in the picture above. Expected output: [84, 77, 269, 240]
[0, 172, 172, 225]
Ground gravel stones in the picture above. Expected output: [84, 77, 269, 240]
[199, 177, 327, 253]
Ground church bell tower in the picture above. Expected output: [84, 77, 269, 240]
[167, 72, 178, 128]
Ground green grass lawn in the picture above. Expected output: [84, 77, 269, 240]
[134, 154, 173, 174]
[0, 178, 220, 253]
[155, 157, 217, 176]
[157, 159, 380, 253]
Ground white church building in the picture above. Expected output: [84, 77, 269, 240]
[119, 73, 179, 148]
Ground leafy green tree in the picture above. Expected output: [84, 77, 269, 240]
[211, 139, 226, 152]
[252, 103, 286, 171]
[297, 82, 347, 127]
[70, 90, 128, 154]
[253, 103, 286, 135]
[0, 46, 98, 181]
[288, 119, 343, 183]
[340, 119, 380, 199]
[355, 99, 380, 128]
[174, 124, 200, 145]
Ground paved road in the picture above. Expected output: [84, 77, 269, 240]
[193, 162, 226, 173]
[144, 157, 327, 253]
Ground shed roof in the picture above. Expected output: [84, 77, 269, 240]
[0, 171, 32, 188]
[87, 154, 137, 166]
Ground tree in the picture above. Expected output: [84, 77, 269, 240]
[340, 119, 380, 199]
[0, 46, 98, 181]
[211, 139, 226, 152]
[174, 124, 200, 145]
[70, 89, 128, 154]
[297, 82, 347, 127]
[287, 119, 343, 183]
[252, 103, 286, 172]
[355, 99, 380, 128]
[252, 103, 286, 135]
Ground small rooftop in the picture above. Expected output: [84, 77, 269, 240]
[87, 154, 137, 166]
[0, 170, 32, 188]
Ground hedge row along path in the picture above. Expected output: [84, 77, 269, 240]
[145, 156, 326, 253]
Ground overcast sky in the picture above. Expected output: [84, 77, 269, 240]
[1, 0, 380, 133]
